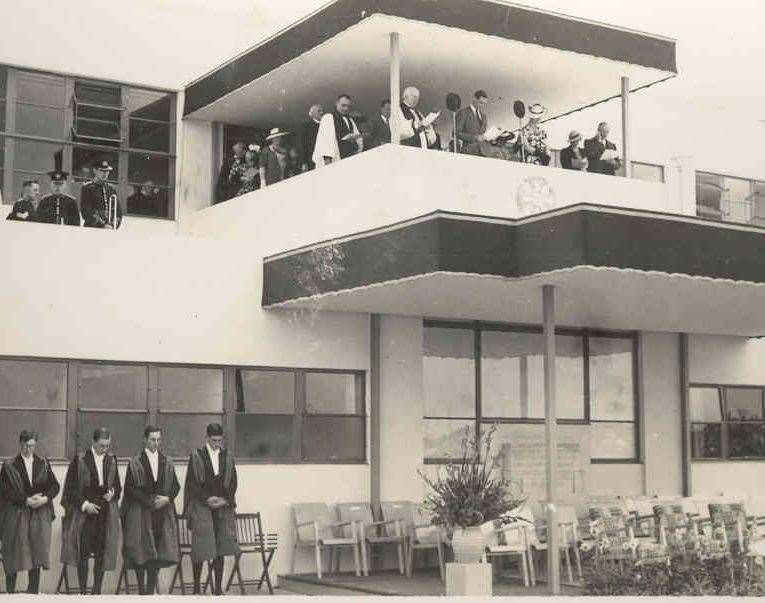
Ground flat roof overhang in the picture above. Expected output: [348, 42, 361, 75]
[262, 206, 765, 337]
[184, 0, 676, 127]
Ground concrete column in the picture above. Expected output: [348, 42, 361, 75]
[621, 76, 631, 178]
[389, 32, 401, 145]
[543, 285, 560, 594]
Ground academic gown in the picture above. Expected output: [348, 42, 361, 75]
[0, 455, 59, 572]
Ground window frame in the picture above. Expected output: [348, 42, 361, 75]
[689, 383, 765, 461]
[423, 320, 640, 465]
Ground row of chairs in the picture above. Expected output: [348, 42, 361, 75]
[53, 512, 277, 595]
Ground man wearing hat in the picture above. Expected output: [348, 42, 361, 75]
[584, 122, 621, 176]
[560, 131, 589, 171]
[6, 179, 41, 222]
[80, 159, 122, 228]
[259, 128, 298, 187]
[455, 90, 489, 155]
[37, 170, 81, 225]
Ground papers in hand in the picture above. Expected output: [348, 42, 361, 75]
[422, 111, 440, 127]
[483, 126, 504, 142]
[601, 148, 619, 162]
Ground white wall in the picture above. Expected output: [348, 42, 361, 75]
[178, 119, 215, 227]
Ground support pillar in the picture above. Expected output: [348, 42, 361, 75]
[370, 314, 381, 507]
[679, 333, 692, 497]
[621, 76, 631, 178]
[389, 32, 401, 145]
[543, 285, 561, 594]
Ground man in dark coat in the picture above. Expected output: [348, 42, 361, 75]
[37, 170, 81, 225]
[300, 104, 323, 171]
[6, 179, 40, 221]
[368, 100, 392, 148]
[312, 95, 363, 166]
[122, 425, 180, 595]
[184, 423, 239, 595]
[60, 427, 122, 594]
[0, 430, 60, 593]
[215, 141, 246, 204]
[455, 90, 489, 155]
[584, 122, 622, 176]
[80, 160, 122, 228]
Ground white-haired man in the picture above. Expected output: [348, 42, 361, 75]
[399, 86, 441, 150]
[300, 104, 323, 171]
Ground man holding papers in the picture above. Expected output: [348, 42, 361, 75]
[455, 89, 490, 155]
[312, 94, 363, 167]
[399, 86, 441, 149]
[584, 121, 622, 175]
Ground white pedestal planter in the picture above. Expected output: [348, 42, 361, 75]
[451, 526, 488, 563]
[445, 562, 493, 596]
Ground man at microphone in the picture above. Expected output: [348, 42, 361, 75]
[80, 159, 122, 228]
[37, 170, 81, 225]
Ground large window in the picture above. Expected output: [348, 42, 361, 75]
[0, 64, 176, 219]
[423, 322, 639, 463]
[236, 369, 365, 462]
[690, 385, 765, 460]
[632, 161, 665, 183]
[696, 171, 759, 225]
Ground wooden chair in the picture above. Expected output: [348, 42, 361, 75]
[336, 502, 406, 576]
[482, 512, 535, 587]
[225, 512, 277, 595]
[744, 497, 765, 566]
[292, 503, 362, 580]
[707, 501, 748, 555]
[56, 554, 96, 594]
[115, 562, 146, 594]
[529, 503, 581, 584]
[380, 500, 445, 581]
[168, 513, 213, 594]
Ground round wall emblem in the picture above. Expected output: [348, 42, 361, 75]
[515, 176, 556, 217]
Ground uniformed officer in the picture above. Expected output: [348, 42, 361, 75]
[6, 179, 40, 221]
[80, 160, 122, 229]
[37, 170, 81, 226]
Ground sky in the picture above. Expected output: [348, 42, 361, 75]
[1, 0, 763, 178]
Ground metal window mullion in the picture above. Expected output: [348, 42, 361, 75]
[3, 69, 17, 203]
[68, 361, 80, 456]
[474, 323, 481, 445]
[147, 366, 159, 425]
[632, 334, 642, 461]
[295, 370, 306, 461]
[223, 367, 236, 456]
[583, 332, 591, 423]
[721, 387, 730, 459]
[118, 85, 129, 202]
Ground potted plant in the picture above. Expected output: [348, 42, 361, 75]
[419, 423, 523, 564]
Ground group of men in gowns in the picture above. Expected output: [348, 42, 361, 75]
[0, 423, 239, 595]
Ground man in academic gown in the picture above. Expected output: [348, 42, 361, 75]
[6, 179, 41, 221]
[312, 94, 363, 167]
[80, 159, 122, 228]
[184, 423, 240, 595]
[121, 425, 180, 595]
[368, 100, 392, 148]
[399, 86, 441, 150]
[0, 430, 60, 593]
[60, 427, 122, 595]
[37, 170, 81, 225]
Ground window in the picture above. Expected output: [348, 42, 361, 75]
[235, 369, 365, 462]
[423, 323, 639, 463]
[723, 177, 753, 224]
[632, 161, 665, 183]
[0, 359, 67, 458]
[696, 172, 724, 220]
[696, 171, 761, 225]
[690, 385, 765, 459]
[753, 182, 765, 224]
[0, 65, 176, 218]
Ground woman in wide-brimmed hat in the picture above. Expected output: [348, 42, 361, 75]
[560, 130, 589, 171]
[516, 103, 551, 166]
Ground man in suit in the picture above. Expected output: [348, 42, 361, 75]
[584, 122, 621, 176]
[80, 160, 122, 228]
[455, 90, 489, 155]
[312, 95, 363, 166]
[6, 179, 40, 222]
[121, 425, 181, 595]
[369, 99, 392, 148]
[37, 170, 81, 225]
[300, 104, 323, 172]
[60, 427, 122, 594]
[215, 141, 246, 203]
[0, 430, 60, 593]
[184, 423, 239, 595]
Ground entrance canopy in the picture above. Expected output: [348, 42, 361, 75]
[184, 0, 676, 129]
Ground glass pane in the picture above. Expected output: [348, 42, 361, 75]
[481, 331, 584, 419]
[129, 121, 170, 152]
[235, 414, 294, 458]
[691, 423, 722, 458]
[236, 369, 294, 414]
[0, 99, 6, 131]
[16, 103, 66, 138]
[157, 367, 223, 412]
[722, 177, 752, 224]
[690, 388, 722, 422]
[305, 373, 358, 414]
[424, 418, 473, 459]
[128, 152, 170, 186]
[589, 337, 635, 421]
[75, 81, 120, 107]
[127, 183, 169, 218]
[0, 359, 66, 408]
[77, 411, 147, 457]
[75, 110, 121, 142]
[12, 138, 65, 172]
[753, 182, 765, 222]
[725, 388, 763, 421]
[158, 413, 222, 458]
[72, 146, 119, 180]
[0, 66, 7, 96]
[0, 410, 66, 458]
[127, 90, 173, 122]
[303, 416, 365, 461]
[17, 73, 66, 105]
[79, 364, 148, 410]
[728, 423, 765, 458]
[632, 162, 664, 183]
[696, 172, 723, 219]
[424, 327, 474, 418]
[590, 422, 636, 459]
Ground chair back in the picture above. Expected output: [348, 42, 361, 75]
[380, 500, 415, 535]
[293, 503, 336, 542]
[336, 502, 374, 538]
[176, 513, 193, 551]
[235, 512, 266, 548]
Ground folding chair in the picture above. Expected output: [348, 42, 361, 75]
[292, 503, 362, 580]
[336, 502, 406, 576]
[482, 512, 535, 587]
[115, 562, 145, 594]
[380, 500, 445, 581]
[225, 512, 277, 595]
[529, 503, 581, 584]
[168, 513, 213, 594]
[56, 553, 96, 594]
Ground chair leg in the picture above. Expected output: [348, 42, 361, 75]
[56, 566, 66, 594]
[564, 547, 573, 584]
[521, 552, 529, 587]
[436, 543, 445, 582]
[528, 548, 537, 586]
[260, 550, 275, 595]
[351, 542, 362, 577]
[315, 544, 323, 580]
[291, 543, 298, 575]
[359, 541, 369, 576]
[574, 546, 583, 581]
[224, 553, 240, 594]
[333, 547, 340, 574]
[178, 559, 186, 595]
[396, 541, 405, 575]
[236, 556, 246, 595]
[406, 543, 414, 577]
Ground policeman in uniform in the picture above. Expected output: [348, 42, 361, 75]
[6, 179, 41, 221]
[80, 159, 122, 228]
[37, 170, 81, 226]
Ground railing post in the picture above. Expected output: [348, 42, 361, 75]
[390, 32, 401, 145]
[621, 76, 631, 178]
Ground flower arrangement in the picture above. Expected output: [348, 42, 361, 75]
[418, 424, 523, 530]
